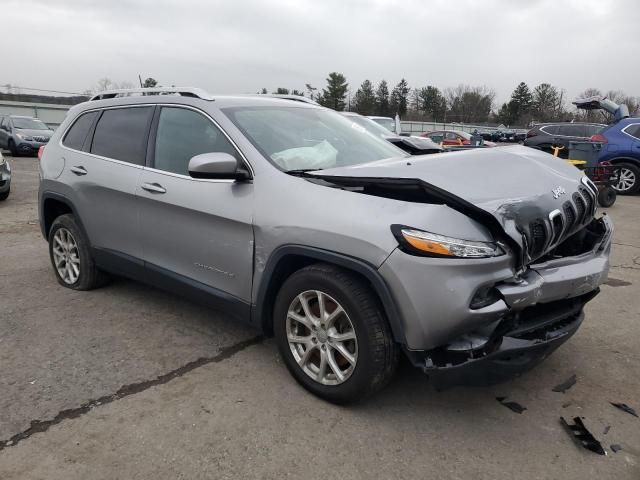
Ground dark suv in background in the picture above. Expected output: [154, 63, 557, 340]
[524, 122, 605, 157]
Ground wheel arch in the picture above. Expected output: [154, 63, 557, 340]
[40, 192, 89, 243]
[252, 245, 406, 345]
[607, 156, 640, 167]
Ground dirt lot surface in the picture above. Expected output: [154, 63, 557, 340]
[1, 155, 639, 479]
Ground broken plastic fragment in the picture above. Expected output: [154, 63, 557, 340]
[610, 402, 638, 418]
[560, 417, 607, 456]
[603, 425, 610, 435]
[610, 444, 622, 453]
[496, 397, 527, 414]
[552, 374, 577, 393]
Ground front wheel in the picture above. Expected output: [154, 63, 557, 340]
[8, 140, 18, 157]
[597, 186, 616, 207]
[273, 263, 398, 404]
[612, 162, 640, 195]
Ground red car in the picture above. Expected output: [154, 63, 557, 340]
[421, 130, 496, 147]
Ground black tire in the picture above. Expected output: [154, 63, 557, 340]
[8, 139, 18, 157]
[0, 187, 8, 201]
[48, 214, 109, 290]
[273, 263, 398, 404]
[612, 162, 640, 195]
[597, 186, 616, 208]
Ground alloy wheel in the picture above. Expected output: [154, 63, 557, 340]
[52, 227, 81, 284]
[286, 290, 358, 385]
[614, 167, 636, 192]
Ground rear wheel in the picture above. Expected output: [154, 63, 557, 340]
[0, 187, 8, 201]
[273, 263, 398, 404]
[597, 186, 616, 207]
[48, 214, 109, 290]
[612, 162, 640, 195]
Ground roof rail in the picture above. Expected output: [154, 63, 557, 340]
[89, 87, 214, 101]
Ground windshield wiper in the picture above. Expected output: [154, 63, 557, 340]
[285, 168, 323, 176]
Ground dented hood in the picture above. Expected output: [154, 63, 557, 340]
[309, 145, 593, 265]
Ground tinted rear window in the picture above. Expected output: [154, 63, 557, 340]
[63, 111, 99, 150]
[557, 125, 586, 137]
[91, 107, 153, 165]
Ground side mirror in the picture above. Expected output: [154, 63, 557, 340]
[188, 152, 250, 181]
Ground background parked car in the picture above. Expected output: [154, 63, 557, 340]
[366, 116, 396, 133]
[341, 112, 443, 155]
[0, 151, 11, 201]
[421, 129, 496, 147]
[524, 122, 605, 157]
[0, 115, 54, 156]
[592, 118, 640, 194]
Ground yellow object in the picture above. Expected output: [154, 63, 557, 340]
[567, 160, 587, 166]
[550, 145, 565, 157]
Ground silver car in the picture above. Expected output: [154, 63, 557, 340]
[0, 115, 54, 156]
[38, 87, 612, 403]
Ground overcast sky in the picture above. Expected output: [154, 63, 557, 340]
[3, 0, 638, 106]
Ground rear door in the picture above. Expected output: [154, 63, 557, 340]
[137, 105, 254, 302]
[60, 105, 154, 261]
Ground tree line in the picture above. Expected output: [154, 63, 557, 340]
[263, 73, 639, 127]
[90, 75, 639, 128]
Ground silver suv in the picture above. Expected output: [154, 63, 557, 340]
[39, 87, 613, 403]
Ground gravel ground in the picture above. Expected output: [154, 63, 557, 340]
[1, 155, 639, 479]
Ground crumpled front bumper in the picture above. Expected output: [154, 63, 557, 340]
[380, 215, 613, 386]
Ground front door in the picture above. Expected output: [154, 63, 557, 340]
[137, 105, 254, 303]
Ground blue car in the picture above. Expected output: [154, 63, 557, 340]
[574, 96, 639, 195]
[594, 118, 640, 194]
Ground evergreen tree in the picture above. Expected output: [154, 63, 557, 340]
[375, 80, 390, 116]
[390, 78, 410, 116]
[353, 80, 376, 115]
[317, 72, 348, 111]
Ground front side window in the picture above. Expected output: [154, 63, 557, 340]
[91, 107, 153, 165]
[224, 106, 405, 171]
[63, 111, 99, 151]
[153, 107, 239, 176]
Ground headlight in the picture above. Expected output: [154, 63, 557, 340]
[16, 133, 34, 141]
[393, 226, 504, 258]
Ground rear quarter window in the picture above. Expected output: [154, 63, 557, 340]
[62, 111, 99, 151]
[624, 124, 640, 139]
[540, 125, 558, 135]
[91, 107, 154, 165]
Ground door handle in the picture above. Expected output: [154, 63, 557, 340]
[141, 182, 166, 194]
[70, 166, 87, 176]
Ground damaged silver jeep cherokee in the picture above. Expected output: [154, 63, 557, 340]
[39, 88, 612, 403]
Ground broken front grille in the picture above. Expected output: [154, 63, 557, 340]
[523, 184, 597, 262]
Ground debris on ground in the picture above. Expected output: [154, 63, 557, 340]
[560, 417, 607, 456]
[562, 401, 573, 408]
[603, 425, 611, 435]
[553, 374, 577, 393]
[610, 444, 622, 453]
[610, 402, 638, 418]
[496, 397, 527, 414]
